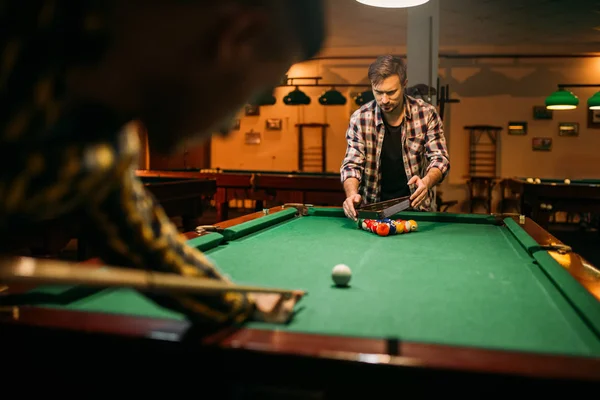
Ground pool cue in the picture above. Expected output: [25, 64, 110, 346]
[0, 256, 305, 299]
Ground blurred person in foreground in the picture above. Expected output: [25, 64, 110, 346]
[0, 0, 326, 329]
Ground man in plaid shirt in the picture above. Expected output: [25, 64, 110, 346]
[341, 55, 450, 219]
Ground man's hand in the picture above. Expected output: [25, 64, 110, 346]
[251, 290, 305, 324]
[408, 175, 430, 208]
[343, 194, 362, 221]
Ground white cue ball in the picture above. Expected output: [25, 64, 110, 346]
[332, 264, 352, 287]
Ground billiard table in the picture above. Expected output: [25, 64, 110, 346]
[139, 175, 216, 231]
[504, 177, 600, 229]
[136, 168, 345, 221]
[1, 206, 599, 394]
[1, 175, 216, 260]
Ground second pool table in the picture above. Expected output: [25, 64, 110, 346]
[1, 206, 599, 394]
[136, 168, 345, 221]
[505, 177, 600, 229]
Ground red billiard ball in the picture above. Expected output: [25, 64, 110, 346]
[376, 223, 390, 236]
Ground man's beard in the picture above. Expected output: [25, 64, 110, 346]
[380, 102, 399, 113]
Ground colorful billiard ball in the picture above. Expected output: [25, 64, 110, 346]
[564, 179, 571, 184]
[376, 223, 390, 236]
[332, 264, 351, 286]
[388, 222, 397, 235]
[408, 219, 418, 231]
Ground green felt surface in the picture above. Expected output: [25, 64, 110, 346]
[14, 209, 600, 357]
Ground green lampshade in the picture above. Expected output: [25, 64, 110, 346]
[250, 89, 277, 106]
[354, 90, 375, 106]
[283, 88, 311, 105]
[545, 89, 579, 110]
[587, 91, 600, 110]
[319, 88, 347, 105]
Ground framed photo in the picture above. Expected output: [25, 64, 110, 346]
[533, 106, 553, 120]
[588, 109, 600, 129]
[558, 122, 579, 137]
[508, 121, 527, 135]
[532, 137, 552, 151]
[244, 130, 261, 145]
[245, 104, 260, 116]
[265, 118, 282, 131]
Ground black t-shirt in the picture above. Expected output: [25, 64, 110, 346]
[380, 117, 409, 201]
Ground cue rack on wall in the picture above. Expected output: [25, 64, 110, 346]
[465, 125, 502, 213]
[296, 123, 329, 173]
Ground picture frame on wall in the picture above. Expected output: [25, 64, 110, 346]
[532, 137, 552, 151]
[265, 118, 282, 130]
[588, 109, 600, 129]
[532, 106, 553, 120]
[244, 130, 261, 145]
[245, 104, 260, 116]
[558, 122, 579, 137]
[508, 121, 527, 135]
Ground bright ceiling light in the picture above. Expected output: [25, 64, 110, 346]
[355, 0, 430, 8]
[587, 91, 600, 110]
[545, 89, 579, 110]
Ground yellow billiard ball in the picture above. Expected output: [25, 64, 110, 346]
[408, 220, 418, 231]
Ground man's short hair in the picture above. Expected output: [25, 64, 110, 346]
[368, 55, 407, 87]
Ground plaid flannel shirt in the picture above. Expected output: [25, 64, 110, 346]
[340, 95, 450, 211]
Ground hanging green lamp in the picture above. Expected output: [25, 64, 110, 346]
[545, 89, 579, 110]
[251, 89, 277, 106]
[354, 90, 374, 106]
[587, 91, 600, 110]
[283, 87, 311, 105]
[319, 88, 347, 105]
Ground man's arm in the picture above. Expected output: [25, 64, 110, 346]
[343, 177, 360, 198]
[340, 114, 365, 186]
[340, 114, 365, 219]
[408, 107, 449, 209]
[422, 167, 443, 190]
[423, 108, 450, 186]
[76, 134, 255, 326]
[82, 168, 255, 326]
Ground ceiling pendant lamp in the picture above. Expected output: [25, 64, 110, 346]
[251, 89, 277, 106]
[319, 88, 347, 105]
[283, 87, 311, 105]
[545, 89, 579, 110]
[587, 91, 600, 110]
[355, 0, 430, 8]
[354, 90, 375, 106]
